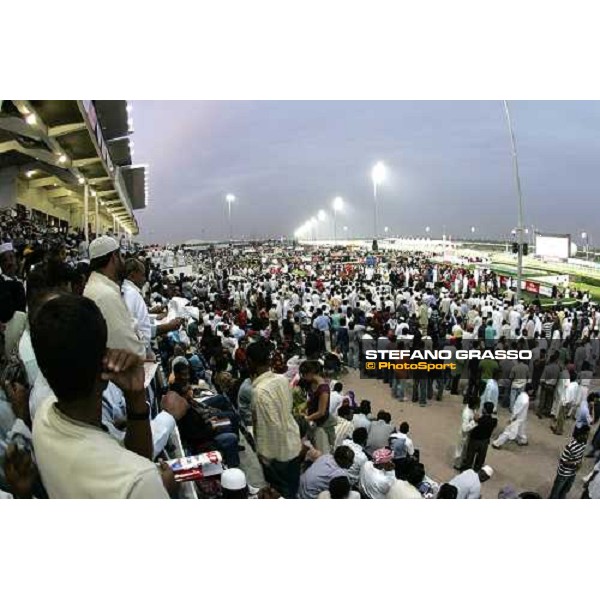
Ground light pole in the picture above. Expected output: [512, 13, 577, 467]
[503, 101, 526, 303]
[384, 226, 389, 236]
[343, 225, 349, 239]
[310, 217, 317, 242]
[332, 196, 343, 242]
[582, 231, 589, 260]
[371, 161, 386, 242]
[225, 193, 235, 241]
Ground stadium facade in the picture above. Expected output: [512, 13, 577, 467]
[0, 100, 147, 237]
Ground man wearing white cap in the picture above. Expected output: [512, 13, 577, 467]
[84, 236, 145, 358]
[220, 468, 249, 499]
[448, 465, 493, 499]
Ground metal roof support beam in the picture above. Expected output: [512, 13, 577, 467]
[0, 115, 46, 141]
[47, 188, 76, 199]
[48, 122, 86, 137]
[73, 157, 102, 167]
[29, 176, 62, 188]
[0, 140, 68, 168]
[52, 198, 81, 206]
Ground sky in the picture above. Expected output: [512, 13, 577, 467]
[131, 101, 600, 246]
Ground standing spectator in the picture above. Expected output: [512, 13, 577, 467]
[509, 359, 529, 411]
[551, 371, 579, 436]
[575, 392, 596, 432]
[549, 426, 590, 499]
[248, 340, 302, 498]
[461, 401, 497, 471]
[493, 383, 533, 448]
[299, 360, 336, 453]
[83, 236, 145, 358]
[30, 294, 170, 498]
[480, 367, 500, 415]
[536, 352, 560, 419]
[454, 396, 478, 469]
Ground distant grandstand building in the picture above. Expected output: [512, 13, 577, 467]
[0, 100, 147, 238]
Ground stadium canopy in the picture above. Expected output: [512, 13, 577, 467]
[0, 100, 147, 234]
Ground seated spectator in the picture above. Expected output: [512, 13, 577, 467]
[341, 427, 369, 487]
[436, 483, 458, 499]
[220, 468, 250, 499]
[329, 381, 344, 416]
[366, 410, 394, 455]
[298, 445, 355, 499]
[389, 421, 415, 461]
[318, 475, 360, 499]
[386, 461, 424, 499]
[352, 399, 372, 432]
[30, 293, 171, 498]
[333, 404, 355, 448]
[359, 447, 395, 499]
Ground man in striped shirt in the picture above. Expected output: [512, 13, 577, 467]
[549, 426, 590, 499]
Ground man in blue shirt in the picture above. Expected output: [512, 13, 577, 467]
[312, 309, 331, 353]
[298, 446, 355, 499]
[484, 320, 496, 349]
[575, 392, 596, 431]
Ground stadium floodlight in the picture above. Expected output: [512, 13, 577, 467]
[58, 154, 67, 164]
[371, 161, 386, 185]
[25, 114, 37, 126]
[225, 194, 236, 240]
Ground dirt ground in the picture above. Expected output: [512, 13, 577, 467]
[340, 369, 594, 499]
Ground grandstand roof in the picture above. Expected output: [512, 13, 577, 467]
[0, 100, 147, 235]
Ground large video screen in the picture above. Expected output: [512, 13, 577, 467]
[535, 234, 570, 259]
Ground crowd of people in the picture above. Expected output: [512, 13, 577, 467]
[1, 212, 599, 499]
